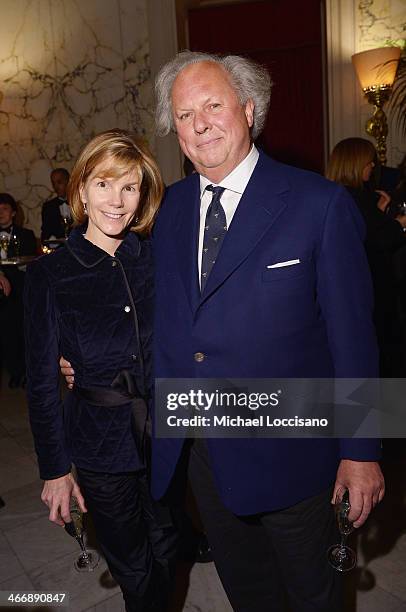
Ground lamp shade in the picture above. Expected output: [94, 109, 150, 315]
[352, 46, 401, 90]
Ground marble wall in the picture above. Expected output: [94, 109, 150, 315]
[0, 0, 153, 235]
[356, 0, 406, 165]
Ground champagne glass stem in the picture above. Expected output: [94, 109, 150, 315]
[76, 534, 90, 560]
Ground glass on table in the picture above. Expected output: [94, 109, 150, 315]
[9, 233, 20, 259]
[0, 231, 9, 260]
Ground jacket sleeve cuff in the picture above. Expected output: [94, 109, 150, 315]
[39, 466, 72, 481]
[339, 438, 382, 461]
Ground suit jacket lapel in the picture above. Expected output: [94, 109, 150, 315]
[175, 174, 201, 313]
[199, 153, 290, 304]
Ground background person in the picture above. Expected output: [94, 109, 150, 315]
[41, 167, 71, 241]
[0, 193, 36, 387]
[25, 130, 176, 612]
[326, 137, 406, 376]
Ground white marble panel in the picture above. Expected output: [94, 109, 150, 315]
[356, 0, 406, 166]
[0, 0, 152, 235]
[358, 0, 405, 52]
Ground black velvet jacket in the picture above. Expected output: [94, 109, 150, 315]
[24, 227, 153, 479]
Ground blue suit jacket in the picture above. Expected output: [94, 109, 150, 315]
[152, 151, 381, 514]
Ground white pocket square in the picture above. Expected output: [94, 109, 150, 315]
[267, 259, 300, 269]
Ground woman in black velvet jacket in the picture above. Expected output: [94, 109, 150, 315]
[326, 138, 406, 375]
[24, 130, 176, 612]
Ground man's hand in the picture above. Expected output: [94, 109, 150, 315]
[375, 190, 391, 212]
[41, 473, 87, 526]
[0, 274, 11, 297]
[332, 460, 385, 528]
[60, 356, 75, 389]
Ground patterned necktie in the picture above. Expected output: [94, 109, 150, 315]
[201, 185, 227, 291]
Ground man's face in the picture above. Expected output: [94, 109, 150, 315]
[51, 171, 69, 198]
[0, 203, 15, 228]
[171, 62, 254, 183]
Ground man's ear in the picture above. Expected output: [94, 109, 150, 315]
[244, 98, 255, 128]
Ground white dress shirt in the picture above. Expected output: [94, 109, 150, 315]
[198, 145, 259, 282]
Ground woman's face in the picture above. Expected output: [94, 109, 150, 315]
[362, 159, 375, 182]
[80, 163, 140, 253]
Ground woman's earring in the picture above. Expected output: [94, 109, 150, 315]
[83, 203, 88, 215]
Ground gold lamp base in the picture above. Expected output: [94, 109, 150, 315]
[363, 85, 392, 166]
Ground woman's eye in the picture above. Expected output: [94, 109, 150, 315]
[97, 181, 107, 188]
[124, 185, 136, 192]
[179, 112, 191, 121]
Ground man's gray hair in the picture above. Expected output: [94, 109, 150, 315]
[155, 50, 272, 140]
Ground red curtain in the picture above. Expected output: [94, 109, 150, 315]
[188, 0, 325, 173]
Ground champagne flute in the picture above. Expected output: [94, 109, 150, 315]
[62, 216, 70, 238]
[327, 488, 357, 572]
[64, 497, 100, 572]
[0, 231, 9, 260]
[9, 233, 20, 259]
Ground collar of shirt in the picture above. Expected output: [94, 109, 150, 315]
[59, 201, 71, 219]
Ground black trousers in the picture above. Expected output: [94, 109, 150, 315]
[76, 468, 177, 612]
[187, 439, 343, 612]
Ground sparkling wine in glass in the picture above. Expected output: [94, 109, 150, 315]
[62, 216, 70, 238]
[0, 232, 9, 260]
[64, 497, 100, 572]
[9, 233, 20, 258]
[327, 488, 357, 572]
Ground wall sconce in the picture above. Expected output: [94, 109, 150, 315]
[352, 46, 401, 165]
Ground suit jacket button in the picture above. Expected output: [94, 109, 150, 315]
[131, 354, 137, 361]
[124, 305, 131, 312]
[194, 352, 205, 362]
[112, 260, 117, 267]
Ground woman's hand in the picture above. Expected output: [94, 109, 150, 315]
[375, 190, 391, 212]
[41, 473, 87, 526]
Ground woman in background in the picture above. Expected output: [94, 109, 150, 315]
[24, 129, 176, 612]
[326, 137, 406, 375]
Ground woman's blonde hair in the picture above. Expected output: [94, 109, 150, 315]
[68, 129, 164, 235]
[326, 137, 377, 189]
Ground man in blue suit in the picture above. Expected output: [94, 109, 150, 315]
[152, 51, 385, 611]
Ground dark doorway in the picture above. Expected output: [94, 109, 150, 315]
[188, 0, 326, 173]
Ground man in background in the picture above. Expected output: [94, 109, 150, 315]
[41, 168, 71, 241]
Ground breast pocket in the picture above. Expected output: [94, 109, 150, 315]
[262, 260, 311, 283]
